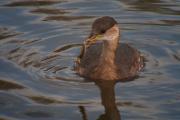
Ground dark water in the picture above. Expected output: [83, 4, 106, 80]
[0, 0, 180, 120]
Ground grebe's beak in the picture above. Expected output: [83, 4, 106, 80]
[84, 34, 103, 47]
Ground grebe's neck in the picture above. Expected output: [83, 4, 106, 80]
[101, 38, 118, 63]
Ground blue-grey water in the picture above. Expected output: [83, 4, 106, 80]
[0, 0, 180, 120]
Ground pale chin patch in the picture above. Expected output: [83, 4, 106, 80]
[103, 34, 116, 41]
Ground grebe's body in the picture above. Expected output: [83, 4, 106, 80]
[75, 16, 144, 80]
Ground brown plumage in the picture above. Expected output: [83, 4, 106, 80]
[75, 16, 144, 81]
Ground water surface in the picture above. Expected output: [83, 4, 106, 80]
[0, 0, 180, 120]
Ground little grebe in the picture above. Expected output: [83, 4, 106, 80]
[75, 16, 144, 81]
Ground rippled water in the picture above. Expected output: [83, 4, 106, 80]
[0, 0, 180, 120]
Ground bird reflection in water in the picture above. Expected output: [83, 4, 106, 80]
[79, 80, 121, 120]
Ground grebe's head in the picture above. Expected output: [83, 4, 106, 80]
[85, 16, 119, 46]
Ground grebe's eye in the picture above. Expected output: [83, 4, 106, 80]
[101, 30, 106, 34]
